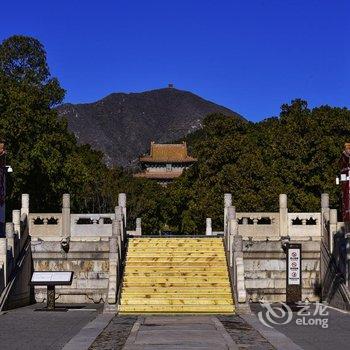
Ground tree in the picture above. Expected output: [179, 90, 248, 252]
[0, 35, 105, 213]
[166, 103, 350, 233]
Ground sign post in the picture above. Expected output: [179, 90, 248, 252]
[0, 142, 6, 238]
[286, 243, 302, 307]
[30, 271, 74, 311]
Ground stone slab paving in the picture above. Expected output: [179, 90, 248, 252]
[250, 303, 350, 350]
[218, 315, 277, 350]
[122, 315, 239, 350]
[89, 316, 138, 350]
[63, 313, 115, 350]
[90, 314, 289, 350]
[0, 303, 102, 350]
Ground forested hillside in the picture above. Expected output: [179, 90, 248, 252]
[57, 88, 243, 166]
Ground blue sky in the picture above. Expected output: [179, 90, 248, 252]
[0, 1, 348, 121]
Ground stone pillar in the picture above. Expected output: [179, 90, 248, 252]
[227, 206, 236, 260]
[115, 206, 125, 243]
[118, 193, 127, 228]
[6, 223, 15, 269]
[329, 209, 337, 254]
[321, 193, 330, 238]
[21, 194, 29, 217]
[12, 210, 21, 239]
[0, 237, 8, 286]
[62, 194, 71, 238]
[206, 218, 212, 236]
[321, 193, 329, 213]
[113, 219, 122, 260]
[107, 219, 119, 305]
[233, 235, 243, 277]
[227, 206, 237, 233]
[224, 193, 232, 235]
[136, 218, 142, 236]
[279, 194, 288, 237]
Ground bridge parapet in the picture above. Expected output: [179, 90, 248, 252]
[25, 193, 130, 305]
[0, 194, 32, 311]
[223, 193, 336, 304]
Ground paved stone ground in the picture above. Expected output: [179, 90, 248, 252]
[0, 303, 102, 350]
[218, 315, 275, 350]
[90, 315, 281, 350]
[120, 315, 253, 350]
[89, 316, 138, 350]
[250, 303, 350, 350]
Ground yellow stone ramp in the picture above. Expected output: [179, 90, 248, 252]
[118, 237, 235, 314]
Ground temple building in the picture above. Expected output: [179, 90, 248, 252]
[134, 142, 197, 185]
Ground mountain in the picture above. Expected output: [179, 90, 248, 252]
[56, 87, 244, 166]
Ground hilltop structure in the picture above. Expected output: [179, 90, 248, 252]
[134, 142, 197, 185]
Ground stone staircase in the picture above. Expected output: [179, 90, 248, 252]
[118, 237, 235, 314]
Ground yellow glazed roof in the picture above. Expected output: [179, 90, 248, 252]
[139, 142, 197, 163]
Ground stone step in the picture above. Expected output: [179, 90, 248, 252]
[129, 242, 223, 247]
[127, 252, 225, 257]
[122, 282, 231, 288]
[130, 238, 222, 242]
[123, 276, 230, 283]
[124, 272, 228, 277]
[126, 257, 226, 263]
[118, 304, 235, 314]
[128, 246, 223, 251]
[119, 237, 234, 315]
[124, 267, 228, 273]
[120, 298, 234, 305]
[120, 293, 233, 299]
[125, 261, 225, 267]
[121, 287, 232, 294]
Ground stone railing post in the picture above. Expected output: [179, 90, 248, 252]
[107, 220, 119, 306]
[62, 194, 71, 238]
[321, 193, 330, 238]
[0, 237, 7, 286]
[136, 218, 142, 236]
[6, 223, 14, 252]
[329, 209, 337, 254]
[279, 194, 288, 237]
[118, 193, 127, 228]
[206, 218, 212, 236]
[6, 223, 15, 271]
[227, 206, 236, 259]
[12, 210, 21, 239]
[113, 218, 122, 261]
[346, 233, 350, 288]
[233, 235, 243, 281]
[224, 193, 232, 236]
[233, 234, 246, 303]
[115, 206, 125, 244]
[21, 194, 29, 217]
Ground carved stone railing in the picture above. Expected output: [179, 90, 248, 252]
[0, 194, 32, 311]
[235, 257, 247, 303]
[71, 214, 115, 237]
[0, 263, 4, 296]
[287, 213, 321, 237]
[236, 212, 279, 238]
[29, 213, 62, 237]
